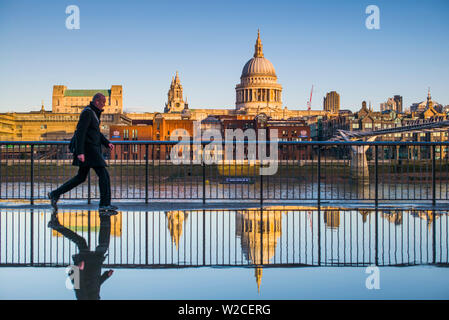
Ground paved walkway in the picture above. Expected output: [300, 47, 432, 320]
[0, 199, 447, 211]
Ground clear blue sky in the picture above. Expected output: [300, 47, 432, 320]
[0, 0, 448, 113]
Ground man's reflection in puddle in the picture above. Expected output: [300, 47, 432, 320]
[48, 210, 115, 300]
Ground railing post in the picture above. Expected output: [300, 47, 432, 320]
[202, 143, 206, 205]
[30, 144, 34, 205]
[87, 170, 91, 205]
[317, 206, 321, 266]
[0, 143, 2, 198]
[30, 208, 34, 265]
[433, 209, 436, 264]
[317, 146, 321, 206]
[260, 206, 264, 264]
[432, 144, 436, 206]
[145, 211, 149, 265]
[87, 210, 91, 247]
[202, 209, 206, 266]
[145, 144, 149, 204]
[375, 207, 378, 266]
[258, 138, 263, 205]
[375, 144, 378, 207]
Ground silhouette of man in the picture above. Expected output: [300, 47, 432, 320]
[48, 211, 114, 300]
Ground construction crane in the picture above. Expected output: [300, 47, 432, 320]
[307, 85, 314, 111]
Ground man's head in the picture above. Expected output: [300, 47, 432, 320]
[92, 93, 106, 110]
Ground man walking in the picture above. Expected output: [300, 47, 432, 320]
[48, 93, 117, 213]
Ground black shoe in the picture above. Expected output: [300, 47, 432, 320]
[47, 213, 61, 229]
[48, 192, 59, 210]
[100, 211, 118, 217]
[98, 204, 118, 211]
[99, 210, 118, 217]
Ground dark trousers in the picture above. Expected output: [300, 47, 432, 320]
[51, 215, 111, 255]
[52, 166, 111, 206]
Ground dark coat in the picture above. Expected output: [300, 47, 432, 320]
[72, 103, 110, 167]
[72, 251, 111, 300]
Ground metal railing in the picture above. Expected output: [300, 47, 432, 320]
[0, 140, 448, 205]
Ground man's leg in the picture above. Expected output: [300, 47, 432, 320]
[48, 214, 88, 251]
[93, 167, 111, 207]
[51, 166, 90, 199]
[95, 215, 111, 255]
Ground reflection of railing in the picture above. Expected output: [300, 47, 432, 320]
[0, 209, 447, 268]
[0, 141, 448, 205]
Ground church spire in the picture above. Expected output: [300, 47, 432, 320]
[166, 211, 188, 250]
[255, 266, 263, 293]
[166, 71, 185, 113]
[426, 87, 434, 110]
[254, 29, 264, 58]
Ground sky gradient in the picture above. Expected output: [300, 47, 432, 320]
[0, 0, 448, 113]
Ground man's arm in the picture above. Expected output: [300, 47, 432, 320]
[100, 270, 113, 285]
[100, 132, 110, 148]
[75, 109, 92, 155]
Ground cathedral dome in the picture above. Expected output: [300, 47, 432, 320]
[241, 57, 276, 78]
[240, 30, 277, 78]
[235, 30, 283, 113]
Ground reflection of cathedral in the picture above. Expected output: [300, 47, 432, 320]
[359, 209, 373, 223]
[165, 210, 189, 249]
[236, 209, 283, 293]
[381, 211, 403, 225]
[380, 210, 441, 229]
[411, 210, 439, 230]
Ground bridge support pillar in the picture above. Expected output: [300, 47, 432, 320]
[350, 146, 371, 199]
[350, 145, 370, 179]
[337, 133, 376, 182]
